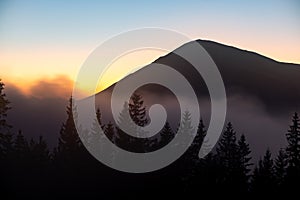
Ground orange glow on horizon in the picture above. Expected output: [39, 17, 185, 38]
[1, 39, 299, 98]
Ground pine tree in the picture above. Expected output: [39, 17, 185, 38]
[95, 108, 103, 127]
[181, 119, 208, 188]
[0, 80, 11, 131]
[237, 134, 252, 192]
[90, 108, 105, 152]
[105, 121, 117, 143]
[251, 149, 276, 193]
[177, 110, 195, 148]
[0, 132, 13, 159]
[12, 130, 30, 171]
[216, 122, 250, 190]
[274, 148, 287, 186]
[196, 119, 207, 147]
[261, 149, 274, 178]
[285, 112, 300, 191]
[29, 136, 50, 166]
[286, 112, 300, 169]
[57, 97, 80, 160]
[116, 102, 137, 150]
[175, 110, 196, 175]
[129, 93, 148, 127]
[14, 130, 29, 159]
[190, 119, 207, 159]
[0, 80, 13, 160]
[183, 119, 207, 164]
[216, 122, 239, 171]
[159, 121, 174, 146]
[104, 122, 117, 164]
[117, 102, 137, 137]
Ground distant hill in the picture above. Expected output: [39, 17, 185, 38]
[96, 40, 300, 159]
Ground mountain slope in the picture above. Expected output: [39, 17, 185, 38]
[96, 40, 300, 159]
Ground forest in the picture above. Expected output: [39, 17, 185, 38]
[0, 79, 300, 197]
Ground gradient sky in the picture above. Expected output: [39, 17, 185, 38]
[0, 0, 299, 94]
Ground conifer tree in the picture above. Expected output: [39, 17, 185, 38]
[14, 130, 29, 159]
[90, 108, 105, 151]
[286, 112, 300, 169]
[57, 97, 80, 160]
[0, 80, 13, 159]
[216, 122, 252, 190]
[216, 122, 239, 171]
[274, 148, 288, 186]
[117, 102, 137, 136]
[237, 134, 252, 192]
[116, 102, 137, 150]
[104, 121, 117, 164]
[177, 111, 195, 148]
[196, 119, 207, 147]
[95, 108, 103, 127]
[285, 112, 300, 190]
[105, 121, 116, 143]
[189, 119, 207, 159]
[13, 130, 30, 171]
[129, 93, 148, 127]
[159, 121, 174, 146]
[0, 80, 11, 131]
[29, 136, 50, 166]
[251, 149, 275, 193]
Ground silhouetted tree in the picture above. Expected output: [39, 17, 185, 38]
[14, 130, 29, 158]
[174, 110, 196, 177]
[116, 102, 132, 144]
[104, 121, 118, 164]
[177, 110, 195, 149]
[216, 123, 252, 192]
[12, 130, 31, 173]
[129, 93, 148, 127]
[105, 121, 116, 143]
[116, 101, 142, 151]
[29, 136, 50, 167]
[251, 149, 276, 193]
[196, 119, 207, 146]
[216, 122, 239, 185]
[188, 119, 207, 160]
[159, 121, 174, 146]
[57, 97, 81, 161]
[95, 108, 103, 127]
[286, 112, 300, 167]
[129, 93, 150, 152]
[285, 112, 300, 190]
[26, 136, 51, 177]
[89, 108, 105, 152]
[181, 119, 208, 189]
[0, 131, 13, 160]
[182, 119, 207, 177]
[274, 148, 288, 187]
[0, 80, 10, 130]
[237, 134, 252, 192]
[217, 122, 238, 165]
[0, 80, 13, 160]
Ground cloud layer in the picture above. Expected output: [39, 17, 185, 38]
[5, 75, 72, 148]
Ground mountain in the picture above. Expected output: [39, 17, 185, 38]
[95, 39, 300, 159]
[5, 40, 299, 158]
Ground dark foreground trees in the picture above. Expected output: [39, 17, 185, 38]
[1, 79, 300, 197]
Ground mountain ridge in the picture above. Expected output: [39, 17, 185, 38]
[95, 39, 300, 160]
[197, 39, 300, 66]
[99, 39, 299, 95]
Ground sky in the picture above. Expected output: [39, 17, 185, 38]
[0, 0, 299, 94]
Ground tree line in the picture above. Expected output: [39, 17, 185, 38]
[0, 80, 300, 197]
